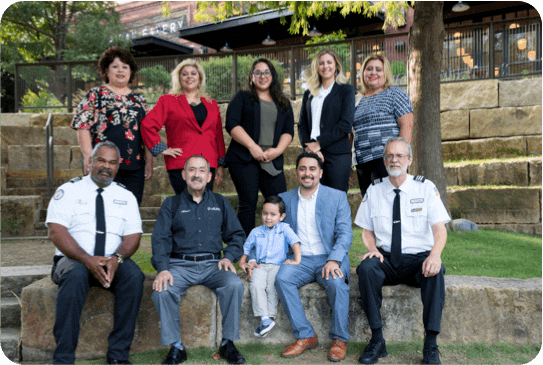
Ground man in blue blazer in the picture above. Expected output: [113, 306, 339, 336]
[275, 151, 353, 362]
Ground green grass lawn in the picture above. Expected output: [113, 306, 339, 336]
[133, 227, 541, 279]
[78, 339, 541, 364]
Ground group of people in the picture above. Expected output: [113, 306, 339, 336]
[45, 45, 450, 365]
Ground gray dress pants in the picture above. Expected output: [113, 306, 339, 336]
[151, 258, 245, 345]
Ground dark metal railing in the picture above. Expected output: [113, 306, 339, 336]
[45, 113, 54, 197]
[14, 16, 541, 111]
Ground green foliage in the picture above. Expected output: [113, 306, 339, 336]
[194, 1, 412, 35]
[136, 65, 172, 103]
[391, 60, 406, 75]
[200, 56, 287, 101]
[304, 30, 350, 73]
[20, 89, 64, 113]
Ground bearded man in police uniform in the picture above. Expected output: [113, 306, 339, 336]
[354, 137, 450, 365]
[46, 141, 144, 365]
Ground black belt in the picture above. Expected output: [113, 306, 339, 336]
[170, 252, 221, 261]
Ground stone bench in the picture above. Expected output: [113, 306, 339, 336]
[21, 272, 542, 362]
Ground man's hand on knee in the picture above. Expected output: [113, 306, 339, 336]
[154, 270, 174, 292]
[218, 258, 236, 273]
[322, 260, 343, 280]
[422, 254, 442, 277]
[83, 256, 109, 287]
[361, 249, 384, 263]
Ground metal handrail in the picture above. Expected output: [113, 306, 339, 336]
[45, 114, 54, 197]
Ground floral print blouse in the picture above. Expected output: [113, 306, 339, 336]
[71, 86, 149, 170]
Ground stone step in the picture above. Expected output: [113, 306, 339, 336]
[0, 266, 52, 298]
[0, 327, 21, 362]
[1, 298, 21, 328]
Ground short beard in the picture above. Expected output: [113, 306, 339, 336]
[386, 164, 408, 177]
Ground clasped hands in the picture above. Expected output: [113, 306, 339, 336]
[304, 141, 325, 162]
[249, 145, 280, 163]
[84, 256, 118, 289]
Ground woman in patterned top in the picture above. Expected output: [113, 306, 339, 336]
[71, 46, 153, 206]
[352, 53, 414, 197]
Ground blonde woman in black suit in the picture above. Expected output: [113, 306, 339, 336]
[298, 48, 355, 193]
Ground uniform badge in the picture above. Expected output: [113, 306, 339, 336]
[411, 208, 422, 212]
[54, 189, 64, 200]
[114, 200, 127, 205]
[410, 198, 424, 204]
[434, 186, 440, 196]
[362, 193, 367, 202]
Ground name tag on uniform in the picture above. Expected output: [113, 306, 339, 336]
[411, 208, 423, 212]
[114, 200, 127, 205]
[410, 198, 424, 204]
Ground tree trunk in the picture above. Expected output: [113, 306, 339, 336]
[408, 2, 454, 229]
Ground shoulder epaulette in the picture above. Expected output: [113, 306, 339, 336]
[115, 182, 128, 189]
[69, 176, 83, 183]
[413, 175, 426, 183]
[372, 177, 383, 185]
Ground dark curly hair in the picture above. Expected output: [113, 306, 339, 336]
[98, 46, 138, 84]
[245, 58, 290, 113]
[295, 151, 323, 170]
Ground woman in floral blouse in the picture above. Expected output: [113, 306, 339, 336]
[71, 46, 153, 205]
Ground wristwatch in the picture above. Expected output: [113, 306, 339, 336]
[112, 252, 124, 264]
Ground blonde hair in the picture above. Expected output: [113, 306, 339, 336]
[169, 59, 211, 102]
[360, 53, 394, 95]
[305, 48, 348, 97]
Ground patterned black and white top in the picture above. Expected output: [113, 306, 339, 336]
[353, 87, 413, 165]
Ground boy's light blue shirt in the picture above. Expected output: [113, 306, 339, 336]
[243, 221, 300, 265]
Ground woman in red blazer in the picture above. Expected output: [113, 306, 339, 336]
[141, 59, 226, 194]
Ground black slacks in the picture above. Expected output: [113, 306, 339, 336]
[51, 257, 145, 364]
[113, 167, 145, 206]
[228, 161, 286, 237]
[321, 151, 352, 193]
[356, 248, 446, 333]
[356, 158, 389, 198]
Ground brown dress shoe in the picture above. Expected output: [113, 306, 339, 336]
[328, 339, 347, 362]
[281, 334, 318, 358]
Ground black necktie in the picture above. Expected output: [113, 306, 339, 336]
[391, 189, 402, 267]
[94, 188, 106, 256]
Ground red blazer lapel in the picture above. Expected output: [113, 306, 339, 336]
[177, 95, 201, 131]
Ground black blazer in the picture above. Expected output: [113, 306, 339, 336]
[225, 90, 295, 170]
[298, 83, 355, 155]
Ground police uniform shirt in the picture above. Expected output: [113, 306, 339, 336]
[46, 175, 143, 257]
[354, 174, 450, 254]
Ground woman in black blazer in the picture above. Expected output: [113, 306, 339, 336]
[225, 58, 294, 236]
[298, 48, 355, 192]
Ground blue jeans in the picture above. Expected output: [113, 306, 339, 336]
[275, 254, 351, 342]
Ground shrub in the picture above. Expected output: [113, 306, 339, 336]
[21, 89, 64, 113]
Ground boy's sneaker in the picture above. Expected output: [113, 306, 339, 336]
[254, 319, 275, 337]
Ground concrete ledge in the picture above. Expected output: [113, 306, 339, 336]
[441, 136, 539, 161]
[21, 273, 542, 361]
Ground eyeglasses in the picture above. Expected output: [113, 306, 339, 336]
[384, 154, 408, 161]
[253, 70, 271, 77]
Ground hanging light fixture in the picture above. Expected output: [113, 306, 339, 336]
[528, 50, 536, 61]
[463, 54, 471, 64]
[518, 38, 527, 50]
[309, 25, 322, 37]
[453, 32, 462, 44]
[452, 1, 470, 12]
[262, 34, 276, 46]
[220, 42, 233, 52]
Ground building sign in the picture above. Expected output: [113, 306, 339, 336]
[119, 8, 189, 41]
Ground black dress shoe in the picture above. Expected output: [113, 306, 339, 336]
[423, 345, 441, 364]
[162, 346, 187, 364]
[219, 340, 246, 364]
[358, 338, 387, 364]
[107, 358, 132, 364]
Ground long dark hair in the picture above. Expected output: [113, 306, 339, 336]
[246, 58, 290, 112]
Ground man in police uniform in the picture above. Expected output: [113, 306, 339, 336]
[46, 141, 144, 364]
[151, 155, 246, 365]
[354, 137, 450, 365]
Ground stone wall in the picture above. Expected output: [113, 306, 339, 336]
[440, 78, 542, 142]
[21, 274, 542, 361]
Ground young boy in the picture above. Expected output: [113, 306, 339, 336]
[239, 196, 302, 338]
